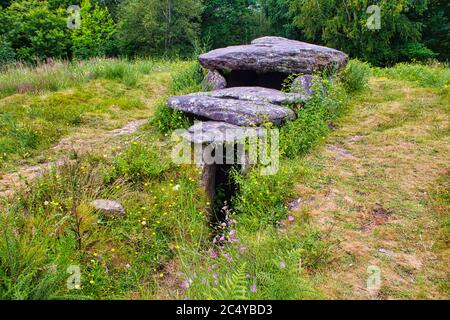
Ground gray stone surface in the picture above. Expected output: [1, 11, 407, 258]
[91, 200, 125, 216]
[202, 70, 227, 91]
[291, 74, 314, 95]
[180, 121, 262, 144]
[191, 87, 308, 105]
[167, 95, 295, 126]
[199, 36, 348, 74]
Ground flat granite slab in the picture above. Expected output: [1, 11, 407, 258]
[190, 87, 309, 105]
[167, 94, 296, 126]
[199, 36, 348, 74]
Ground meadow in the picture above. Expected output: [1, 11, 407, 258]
[0, 58, 448, 299]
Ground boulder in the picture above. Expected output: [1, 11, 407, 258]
[290, 74, 314, 95]
[167, 95, 295, 126]
[199, 36, 348, 75]
[180, 121, 262, 144]
[191, 87, 308, 105]
[91, 200, 125, 216]
[202, 70, 227, 91]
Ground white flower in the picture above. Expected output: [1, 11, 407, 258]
[173, 184, 181, 191]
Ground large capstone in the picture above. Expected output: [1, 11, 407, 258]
[190, 87, 309, 105]
[167, 94, 295, 126]
[199, 36, 348, 75]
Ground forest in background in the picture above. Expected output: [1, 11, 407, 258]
[0, 0, 448, 67]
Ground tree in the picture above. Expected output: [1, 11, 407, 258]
[257, 0, 300, 39]
[118, 0, 202, 57]
[201, 0, 256, 48]
[71, 0, 117, 59]
[289, 0, 435, 65]
[0, 0, 71, 61]
[421, 0, 449, 61]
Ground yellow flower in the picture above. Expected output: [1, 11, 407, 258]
[90, 280, 95, 284]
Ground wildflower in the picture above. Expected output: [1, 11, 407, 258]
[159, 273, 164, 278]
[288, 214, 295, 222]
[44, 201, 49, 206]
[214, 280, 219, 286]
[173, 184, 181, 191]
[246, 273, 251, 279]
[90, 280, 95, 284]
[141, 221, 147, 226]
[180, 280, 190, 290]
[125, 264, 131, 269]
[111, 248, 115, 252]
[213, 272, 219, 279]
[210, 251, 217, 259]
[280, 261, 286, 269]
[250, 284, 257, 293]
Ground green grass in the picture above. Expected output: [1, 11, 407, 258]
[374, 62, 450, 88]
[0, 59, 193, 168]
[0, 60, 448, 300]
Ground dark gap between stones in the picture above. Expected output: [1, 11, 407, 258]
[206, 144, 241, 229]
[223, 69, 290, 90]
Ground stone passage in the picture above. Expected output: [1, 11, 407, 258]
[165, 37, 348, 213]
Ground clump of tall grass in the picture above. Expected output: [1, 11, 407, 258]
[374, 62, 450, 88]
[0, 58, 161, 98]
[341, 59, 372, 92]
[280, 75, 347, 159]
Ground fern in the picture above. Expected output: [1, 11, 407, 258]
[212, 263, 249, 300]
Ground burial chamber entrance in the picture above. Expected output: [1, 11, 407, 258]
[221, 69, 290, 90]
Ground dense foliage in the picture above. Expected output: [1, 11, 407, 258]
[0, 0, 449, 66]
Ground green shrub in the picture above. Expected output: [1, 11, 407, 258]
[341, 59, 372, 93]
[0, 0, 71, 62]
[280, 77, 347, 158]
[71, 0, 117, 60]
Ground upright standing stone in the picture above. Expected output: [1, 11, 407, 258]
[202, 70, 227, 91]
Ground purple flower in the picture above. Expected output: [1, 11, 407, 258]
[280, 261, 286, 269]
[214, 280, 219, 286]
[288, 214, 295, 222]
[213, 272, 219, 279]
[180, 280, 190, 290]
[210, 251, 217, 259]
[250, 284, 257, 293]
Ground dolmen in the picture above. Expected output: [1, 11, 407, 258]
[166, 37, 348, 200]
[168, 36, 348, 143]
